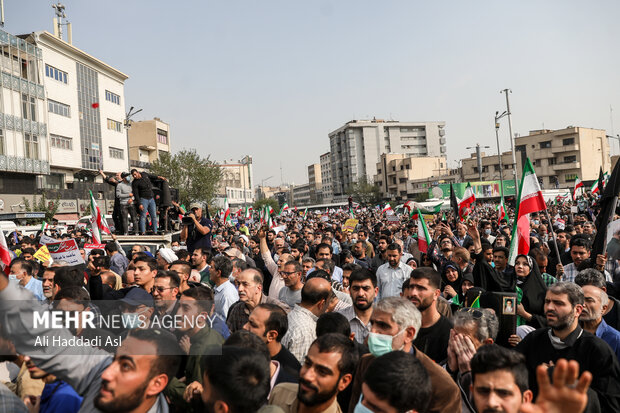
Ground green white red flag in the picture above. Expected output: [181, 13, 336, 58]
[40, 221, 50, 232]
[416, 209, 431, 253]
[279, 203, 289, 216]
[381, 203, 392, 213]
[223, 197, 231, 223]
[89, 190, 111, 243]
[572, 177, 584, 200]
[496, 198, 506, 225]
[458, 183, 476, 221]
[508, 159, 547, 265]
[0, 230, 12, 275]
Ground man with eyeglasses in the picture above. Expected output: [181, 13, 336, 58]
[152, 270, 180, 319]
[279, 260, 304, 308]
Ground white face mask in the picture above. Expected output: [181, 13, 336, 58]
[8, 273, 17, 281]
[121, 308, 149, 329]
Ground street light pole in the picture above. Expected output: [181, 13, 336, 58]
[124, 106, 143, 171]
[501, 89, 519, 195]
[495, 111, 507, 199]
[466, 144, 490, 182]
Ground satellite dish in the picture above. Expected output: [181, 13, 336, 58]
[432, 187, 444, 199]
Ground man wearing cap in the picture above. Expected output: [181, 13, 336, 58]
[119, 287, 156, 330]
[179, 202, 212, 254]
[116, 171, 138, 235]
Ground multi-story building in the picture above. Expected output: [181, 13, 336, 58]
[307, 163, 322, 204]
[459, 127, 610, 189]
[127, 117, 170, 171]
[461, 151, 516, 182]
[255, 185, 289, 202]
[0, 29, 49, 208]
[320, 152, 333, 203]
[26, 30, 129, 188]
[288, 183, 311, 207]
[329, 119, 446, 197]
[374, 153, 448, 200]
[215, 156, 253, 209]
[0, 27, 129, 222]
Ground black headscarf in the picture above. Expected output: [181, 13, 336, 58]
[515, 254, 548, 327]
[473, 250, 516, 293]
[441, 261, 463, 296]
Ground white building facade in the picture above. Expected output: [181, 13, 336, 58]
[329, 119, 446, 197]
[24, 31, 129, 189]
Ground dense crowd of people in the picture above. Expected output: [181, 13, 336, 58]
[1, 195, 620, 413]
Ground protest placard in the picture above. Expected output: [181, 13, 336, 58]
[343, 219, 359, 232]
[84, 243, 106, 258]
[39, 234, 59, 245]
[46, 239, 84, 265]
[33, 245, 51, 263]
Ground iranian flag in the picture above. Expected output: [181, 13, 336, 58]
[382, 203, 392, 213]
[458, 183, 476, 221]
[0, 230, 12, 275]
[264, 206, 275, 228]
[508, 158, 547, 265]
[89, 190, 111, 244]
[244, 206, 252, 219]
[40, 221, 50, 232]
[496, 198, 506, 225]
[279, 203, 289, 216]
[416, 209, 431, 253]
[590, 179, 600, 194]
[572, 177, 584, 200]
[223, 198, 231, 223]
[301, 207, 308, 219]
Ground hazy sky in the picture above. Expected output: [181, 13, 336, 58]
[6, 1, 620, 187]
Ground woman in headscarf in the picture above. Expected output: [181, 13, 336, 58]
[440, 262, 463, 302]
[514, 254, 548, 328]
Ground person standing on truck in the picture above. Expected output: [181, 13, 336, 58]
[131, 169, 167, 235]
[99, 170, 122, 234]
[116, 172, 139, 235]
[176, 202, 212, 254]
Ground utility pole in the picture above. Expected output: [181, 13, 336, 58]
[467, 144, 490, 182]
[501, 89, 519, 195]
[495, 111, 508, 199]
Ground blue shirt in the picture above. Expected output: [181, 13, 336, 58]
[24, 276, 44, 301]
[596, 318, 620, 361]
[40, 381, 82, 413]
[213, 279, 239, 319]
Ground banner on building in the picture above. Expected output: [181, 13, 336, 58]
[430, 180, 517, 200]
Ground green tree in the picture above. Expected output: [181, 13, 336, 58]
[254, 198, 279, 213]
[150, 150, 222, 207]
[347, 175, 382, 206]
[23, 192, 61, 224]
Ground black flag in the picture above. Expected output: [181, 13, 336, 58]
[591, 160, 620, 260]
[598, 167, 605, 196]
[450, 183, 459, 227]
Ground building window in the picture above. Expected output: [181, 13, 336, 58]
[46, 173, 64, 190]
[548, 157, 557, 165]
[563, 155, 577, 163]
[107, 119, 123, 132]
[565, 174, 578, 182]
[21, 94, 36, 121]
[105, 90, 120, 105]
[157, 128, 168, 145]
[50, 134, 72, 150]
[0, 129, 4, 155]
[48, 99, 70, 117]
[24, 133, 38, 159]
[45, 64, 67, 84]
[109, 147, 124, 159]
[540, 141, 551, 149]
[563, 137, 575, 145]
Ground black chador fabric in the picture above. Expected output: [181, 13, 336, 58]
[473, 252, 515, 293]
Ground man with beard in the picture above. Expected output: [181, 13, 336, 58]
[350, 240, 370, 269]
[337, 269, 376, 344]
[369, 236, 389, 274]
[516, 282, 620, 412]
[406, 267, 453, 364]
[376, 243, 412, 300]
[278, 261, 304, 308]
[41, 266, 58, 302]
[269, 333, 357, 413]
[0, 271, 183, 413]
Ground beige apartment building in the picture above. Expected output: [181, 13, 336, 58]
[128, 118, 170, 170]
[307, 163, 322, 204]
[461, 151, 516, 182]
[374, 153, 447, 199]
[460, 127, 610, 189]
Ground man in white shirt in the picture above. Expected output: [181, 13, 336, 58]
[376, 243, 412, 300]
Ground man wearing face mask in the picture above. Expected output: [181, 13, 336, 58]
[116, 172, 138, 235]
[347, 297, 461, 413]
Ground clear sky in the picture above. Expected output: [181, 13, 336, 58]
[5, 1, 620, 187]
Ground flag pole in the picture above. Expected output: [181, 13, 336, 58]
[543, 207, 562, 264]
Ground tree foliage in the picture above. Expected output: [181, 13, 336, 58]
[347, 175, 382, 206]
[254, 198, 279, 213]
[23, 192, 61, 224]
[150, 150, 222, 207]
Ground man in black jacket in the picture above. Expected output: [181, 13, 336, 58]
[131, 169, 166, 234]
[516, 281, 620, 412]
